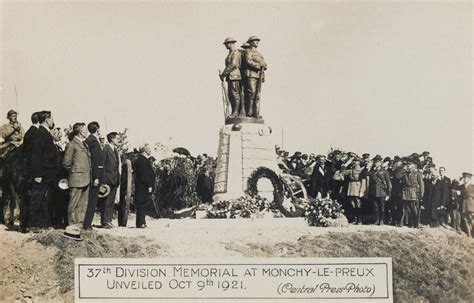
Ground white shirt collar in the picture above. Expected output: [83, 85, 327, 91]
[40, 124, 51, 133]
[75, 135, 85, 143]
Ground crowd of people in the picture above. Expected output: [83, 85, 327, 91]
[276, 147, 473, 236]
[0, 110, 156, 240]
[0, 109, 472, 239]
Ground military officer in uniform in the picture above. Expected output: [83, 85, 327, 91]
[242, 36, 267, 118]
[220, 37, 243, 117]
[367, 155, 392, 225]
[460, 172, 474, 237]
[401, 158, 424, 228]
[0, 110, 25, 159]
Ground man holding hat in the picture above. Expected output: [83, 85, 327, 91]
[401, 158, 424, 228]
[0, 110, 25, 159]
[460, 172, 474, 237]
[220, 37, 243, 118]
[62, 122, 91, 240]
[242, 35, 267, 118]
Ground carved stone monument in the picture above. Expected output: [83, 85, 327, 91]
[213, 36, 277, 202]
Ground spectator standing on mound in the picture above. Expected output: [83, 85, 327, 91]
[367, 155, 391, 225]
[29, 111, 59, 228]
[310, 155, 332, 199]
[460, 172, 474, 237]
[133, 144, 156, 228]
[83, 122, 105, 230]
[62, 123, 91, 240]
[100, 132, 121, 228]
[401, 158, 424, 228]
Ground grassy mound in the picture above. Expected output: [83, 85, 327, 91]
[33, 230, 164, 294]
[226, 228, 474, 303]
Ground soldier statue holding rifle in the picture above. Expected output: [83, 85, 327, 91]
[219, 37, 243, 118]
[242, 36, 267, 119]
[220, 35, 267, 121]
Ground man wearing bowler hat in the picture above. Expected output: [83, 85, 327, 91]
[220, 37, 243, 117]
[242, 35, 267, 118]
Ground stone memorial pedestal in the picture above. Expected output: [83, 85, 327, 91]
[213, 119, 278, 202]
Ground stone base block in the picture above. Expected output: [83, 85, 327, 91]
[213, 122, 278, 202]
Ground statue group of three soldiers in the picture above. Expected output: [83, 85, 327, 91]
[219, 36, 267, 119]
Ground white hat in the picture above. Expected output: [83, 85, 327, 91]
[63, 226, 82, 241]
[58, 178, 69, 190]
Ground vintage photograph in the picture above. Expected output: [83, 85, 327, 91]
[0, 0, 472, 302]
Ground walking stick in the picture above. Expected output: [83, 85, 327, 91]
[218, 70, 229, 119]
[253, 67, 265, 117]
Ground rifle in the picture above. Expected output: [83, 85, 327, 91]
[253, 67, 265, 116]
[218, 70, 229, 119]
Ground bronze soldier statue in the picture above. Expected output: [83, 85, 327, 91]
[242, 36, 267, 118]
[219, 37, 243, 118]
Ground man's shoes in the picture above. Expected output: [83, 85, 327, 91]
[137, 224, 147, 229]
[83, 226, 94, 231]
[104, 223, 113, 229]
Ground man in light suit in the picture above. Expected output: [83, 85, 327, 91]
[63, 123, 91, 240]
[100, 132, 121, 228]
[83, 121, 105, 229]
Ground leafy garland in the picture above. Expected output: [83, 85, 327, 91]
[246, 167, 285, 213]
[206, 195, 279, 219]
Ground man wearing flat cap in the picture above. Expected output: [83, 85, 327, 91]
[401, 158, 424, 228]
[242, 35, 267, 118]
[220, 37, 243, 118]
[460, 172, 474, 237]
[0, 110, 25, 159]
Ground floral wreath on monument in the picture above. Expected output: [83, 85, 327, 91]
[246, 167, 285, 207]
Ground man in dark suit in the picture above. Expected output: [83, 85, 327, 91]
[310, 155, 332, 198]
[23, 112, 40, 163]
[29, 111, 59, 228]
[133, 144, 156, 228]
[423, 171, 450, 227]
[100, 132, 121, 228]
[83, 122, 105, 229]
[18, 111, 41, 232]
[438, 167, 451, 225]
[63, 123, 91, 240]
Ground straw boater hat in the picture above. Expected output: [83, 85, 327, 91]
[98, 184, 111, 199]
[63, 226, 82, 241]
[58, 178, 69, 190]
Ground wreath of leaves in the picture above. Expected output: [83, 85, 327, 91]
[246, 167, 285, 212]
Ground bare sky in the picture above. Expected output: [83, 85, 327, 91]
[1, 0, 472, 177]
